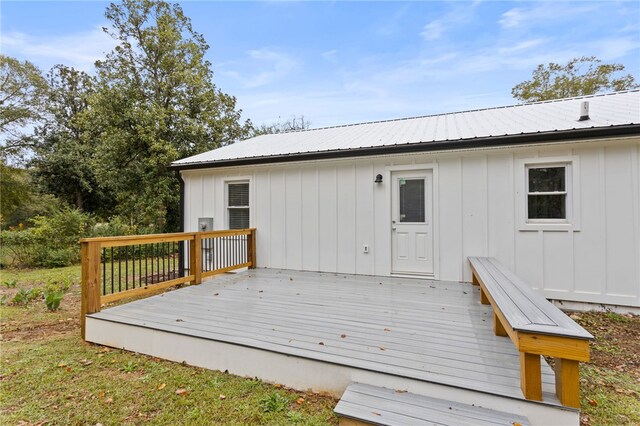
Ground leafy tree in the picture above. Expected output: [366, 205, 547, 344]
[512, 56, 639, 102]
[252, 114, 311, 136]
[0, 161, 61, 228]
[0, 55, 48, 160]
[87, 0, 251, 230]
[31, 65, 113, 215]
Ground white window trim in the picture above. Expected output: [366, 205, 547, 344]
[517, 156, 581, 232]
[224, 178, 251, 230]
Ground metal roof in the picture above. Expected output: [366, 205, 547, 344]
[172, 90, 640, 169]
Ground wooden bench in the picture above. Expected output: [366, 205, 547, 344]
[334, 383, 530, 426]
[468, 257, 593, 408]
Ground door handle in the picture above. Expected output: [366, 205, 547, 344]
[391, 227, 397, 231]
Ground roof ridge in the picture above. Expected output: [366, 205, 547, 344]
[277, 90, 640, 135]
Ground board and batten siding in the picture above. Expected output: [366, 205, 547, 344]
[182, 137, 640, 308]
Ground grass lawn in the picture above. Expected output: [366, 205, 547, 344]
[0, 266, 338, 425]
[1, 266, 639, 425]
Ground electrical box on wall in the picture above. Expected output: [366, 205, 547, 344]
[198, 217, 214, 231]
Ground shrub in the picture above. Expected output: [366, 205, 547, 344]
[0, 206, 93, 268]
[45, 276, 72, 293]
[0, 229, 37, 267]
[33, 247, 78, 268]
[44, 289, 64, 311]
[3, 279, 17, 288]
[12, 287, 42, 305]
[260, 393, 289, 413]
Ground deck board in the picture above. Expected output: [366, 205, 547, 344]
[89, 268, 560, 405]
[335, 383, 531, 426]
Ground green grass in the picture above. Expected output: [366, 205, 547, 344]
[580, 364, 640, 425]
[0, 264, 81, 287]
[0, 335, 336, 425]
[0, 265, 338, 425]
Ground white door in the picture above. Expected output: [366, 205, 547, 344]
[391, 170, 434, 275]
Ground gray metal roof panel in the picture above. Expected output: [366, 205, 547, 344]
[173, 91, 640, 166]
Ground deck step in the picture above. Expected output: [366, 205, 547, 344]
[334, 383, 530, 426]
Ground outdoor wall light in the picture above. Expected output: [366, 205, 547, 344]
[374, 174, 383, 184]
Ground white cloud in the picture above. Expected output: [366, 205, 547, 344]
[497, 38, 547, 55]
[1, 26, 117, 72]
[498, 8, 524, 29]
[420, 2, 481, 41]
[420, 21, 444, 41]
[321, 49, 337, 62]
[498, 4, 597, 30]
[224, 48, 298, 89]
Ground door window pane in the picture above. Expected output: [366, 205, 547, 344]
[399, 179, 425, 223]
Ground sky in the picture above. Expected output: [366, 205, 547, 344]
[1, 0, 639, 128]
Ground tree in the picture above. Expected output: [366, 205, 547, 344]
[512, 56, 639, 102]
[31, 65, 114, 215]
[0, 55, 48, 160]
[87, 0, 252, 230]
[252, 114, 311, 136]
[0, 160, 61, 228]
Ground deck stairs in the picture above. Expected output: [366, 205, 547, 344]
[334, 383, 530, 426]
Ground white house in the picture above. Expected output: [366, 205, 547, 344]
[172, 90, 640, 311]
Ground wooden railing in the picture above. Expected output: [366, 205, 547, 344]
[80, 228, 256, 338]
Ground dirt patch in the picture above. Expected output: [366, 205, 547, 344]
[1, 284, 82, 342]
[571, 312, 640, 380]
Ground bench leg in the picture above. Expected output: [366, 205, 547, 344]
[480, 288, 490, 305]
[493, 312, 508, 336]
[554, 358, 580, 408]
[520, 352, 542, 401]
[472, 272, 480, 285]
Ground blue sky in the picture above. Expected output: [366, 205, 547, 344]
[2, 1, 639, 128]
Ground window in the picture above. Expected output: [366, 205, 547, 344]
[227, 182, 249, 229]
[518, 157, 580, 231]
[527, 166, 567, 220]
[399, 178, 425, 223]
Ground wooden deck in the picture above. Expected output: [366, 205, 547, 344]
[86, 268, 579, 425]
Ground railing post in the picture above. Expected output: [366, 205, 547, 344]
[81, 241, 101, 340]
[248, 228, 257, 269]
[190, 234, 202, 284]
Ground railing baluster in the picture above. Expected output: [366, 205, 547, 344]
[102, 248, 106, 296]
[125, 245, 129, 290]
[203, 237, 207, 272]
[118, 246, 122, 293]
[151, 243, 155, 284]
[171, 241, 175, 278]
[145, 244, 148, 285]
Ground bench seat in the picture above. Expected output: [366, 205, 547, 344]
[334, 383, 530, 426]
[468, 256, 593, 408]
